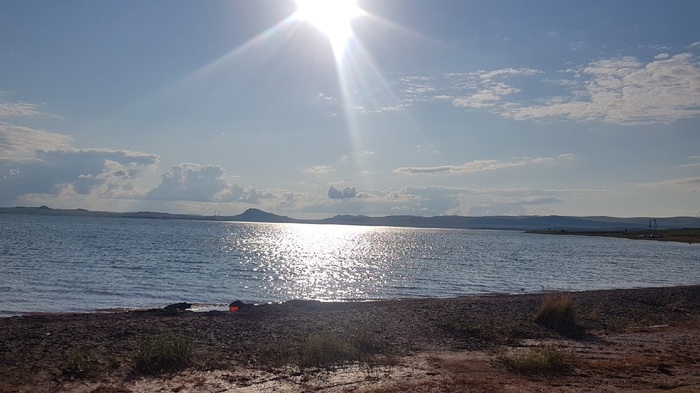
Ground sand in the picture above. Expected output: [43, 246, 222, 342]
[1, 285, 699, 392]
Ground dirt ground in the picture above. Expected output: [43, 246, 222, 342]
[1, 285, 699, 392]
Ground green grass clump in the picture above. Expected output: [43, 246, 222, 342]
[534, 292, 582, 337]
[133, 333, 192, 375]
[499, 345, 574, 375]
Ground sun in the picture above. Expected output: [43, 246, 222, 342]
[294, 0, 364, 56]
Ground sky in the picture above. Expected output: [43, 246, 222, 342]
[1, 0, 699, 219]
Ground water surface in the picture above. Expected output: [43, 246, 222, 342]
[1, 214, 698, 315]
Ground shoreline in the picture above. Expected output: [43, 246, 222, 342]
[2, 285, 699, 392]
[3, 283, 698, 318]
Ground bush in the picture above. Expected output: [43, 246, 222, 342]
[133, 333, 192, 375]
[499, 345, 574, 375]
[534, 292, 582, 337]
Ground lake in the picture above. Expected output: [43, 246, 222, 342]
[1, 214, 698, 316]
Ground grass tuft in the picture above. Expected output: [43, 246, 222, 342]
[499, 345, 574, 375]
[133, 333, 192, 375]
[534, 292, 582, 337]
[63, 347, 92, 378]
[298, 330, 386, 368]
[300, 332, 359, 368]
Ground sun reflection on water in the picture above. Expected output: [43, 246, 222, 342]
[225, 223, 398, 301]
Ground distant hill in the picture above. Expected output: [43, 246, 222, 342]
[1, 206, 699, 231]
[229, 208, 298, 223]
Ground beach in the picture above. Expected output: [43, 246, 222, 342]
[1, 285, 699, 392]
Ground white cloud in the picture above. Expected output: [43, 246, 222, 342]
[393, 154, 574, 176]
[478, 68, 541, 81]
[146, 163, 276, 203]
[398, 52, 700, 126]
[0, 122, 73, 159]
[303, 165, 335, 175]
[452, 83, 520, 109]
[0, 101, 42, 118]
[504, 53, 700, 124]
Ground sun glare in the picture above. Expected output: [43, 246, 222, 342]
[294, 0, 364, 56]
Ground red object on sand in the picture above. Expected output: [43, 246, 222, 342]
[229, 306, 239, 312]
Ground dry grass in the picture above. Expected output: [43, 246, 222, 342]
[498, 345, 575, 376]
[133, 333, 192, 375]
[299, 332, 359, 368]
[297, 329, 388, 368]
[534, 292, 583, 337]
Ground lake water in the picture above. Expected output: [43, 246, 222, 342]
[1, 214, 698, 316]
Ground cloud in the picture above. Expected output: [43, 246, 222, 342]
[147, 163, 228, 202]
[394, 154, 574, 176]
[328, 185, 357, 199]
[146, 163, 276, 203]
[0, 102, 42, 118]
[452, 83, 520, 109]
[398, 53, 700, 125]
[679, 156, 700, 168]
[303, 165, 335, 175]
[503, 53, 700, 124]
[640, 177, 700, 191]
[0, 122, 73, 159]
[0, 92, 44, 119]
[478, 68, 541, 81]
[0, 148, 159, 201]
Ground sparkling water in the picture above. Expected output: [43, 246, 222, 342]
[1, 214, 698, 315]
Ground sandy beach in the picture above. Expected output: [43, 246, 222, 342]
[1, 285, 699, 392]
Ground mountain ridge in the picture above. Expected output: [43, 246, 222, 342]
[2, 206, 699, 231]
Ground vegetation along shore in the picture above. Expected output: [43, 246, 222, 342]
[1, 285, 699, 392]
[527, 228, 700, 244]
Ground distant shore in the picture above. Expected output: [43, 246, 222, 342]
[2, 285, 699, 392]
[3, 205, 700, 232]
[527, 228, 700, 244]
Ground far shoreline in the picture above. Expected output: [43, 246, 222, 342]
[527, 227, 700, 244]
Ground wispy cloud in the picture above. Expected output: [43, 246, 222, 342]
[0, 92, 43, 118]
[0, 102, 42, 118]
[393, 154, 574, 176]
[303, 165, 335, 175]
[506, 53, 700, 124]
[640, 177, 700, 191]
[679, 156, 700, 168]
[0, 122, 73, 159]
[398, 52, 700, 125]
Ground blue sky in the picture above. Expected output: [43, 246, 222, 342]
[1, 0, 699, 218]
